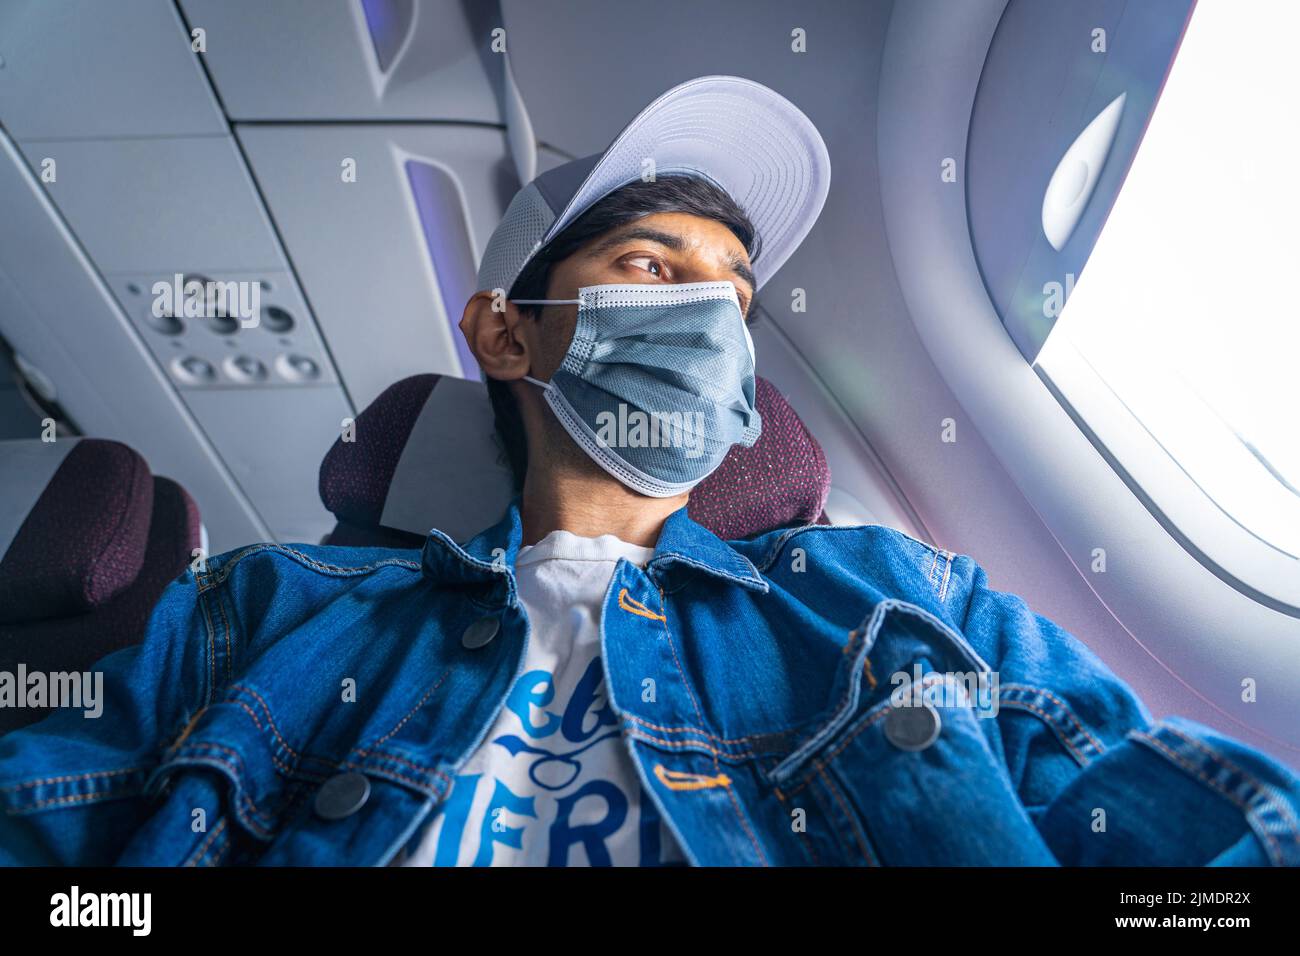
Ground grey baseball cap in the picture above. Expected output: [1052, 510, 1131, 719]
[475, 74, 831, 299]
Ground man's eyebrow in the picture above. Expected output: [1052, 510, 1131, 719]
[583, 225, 685, 258]
[585, 225, 757, 300]
[727, 255, 757, 300]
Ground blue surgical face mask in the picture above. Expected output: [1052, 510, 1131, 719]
[514, 280, 762, 497]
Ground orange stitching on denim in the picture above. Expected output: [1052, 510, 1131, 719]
[626, 728, 749, 754]
[180, 734, 303, 781]
[772, 783, 823, 865]
[198, 586, 216, 706]
[205, 827, 233, 866]
[817, 628, 873, 752]
[841, 626, 866, 656]
[622, 713, 791, 747]
[228, 684, 327, 767]
[204, 825, 233, 866]
[185, 817, 227, 867]
[789, 673, 951, 791]
[169, 741, 274, 834]
[999, 684, 1106, 758]
[0, 766, 147, 793]
[1152, 726, 1300, 847]
[171, 712, 335, 790]
[996, 698, 1090, 766]
[217, 588, 229, 687]
[1163, 725, 1300, 837]
[369, 666, 454, 747]
[863, 656, 877, 691]
[626, 729, 757, 761]
[351, 749, 423, 775]
[652, 591, 713, 764]
[817, 765, 877, 866]
[648, 588, 766, 862]
[349, 751, 454, 792]
[174, 740, 269, 795]
[1133, 731, 1288, 863]
[784, 706, 895, 798]
[344, 759, 450, 795]
[215, 588, 233, 684]
[351, 748, 444, 777]
[1030, 688, 1105, 755]
[228, 700, 263, 732]
[724, 780, 768, 865]
[171, 707, 208, 751]
[654, 764, 731, 791]
[618, 588, 667, 622]
[13, 788, 142, 813]
[214, 686, 339, 779]
[216, 694, 338, 785]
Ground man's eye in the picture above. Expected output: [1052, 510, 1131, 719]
[626, 255, 665, 277]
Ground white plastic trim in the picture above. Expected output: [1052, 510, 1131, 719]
[876, 0, 1300, 751]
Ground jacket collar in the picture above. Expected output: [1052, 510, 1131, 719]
[420, 496, 525, 608]
[421, 495, 768, 606]
[647, 501, 769, 593]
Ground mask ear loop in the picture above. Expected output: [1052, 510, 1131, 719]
[741, 306, 756, 370]
[508, 295, 586, 389]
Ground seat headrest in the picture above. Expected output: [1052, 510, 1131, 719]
[0, 438, 153, 623]
[687, 376, 831, 540]
[320, 374, 830, 543]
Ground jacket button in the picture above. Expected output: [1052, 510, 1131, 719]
[461, 615, 499, 649]
[884, 702, 941, 751]
[314, 771, 371, 820]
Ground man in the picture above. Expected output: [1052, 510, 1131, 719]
[1, 76, 1298, 867]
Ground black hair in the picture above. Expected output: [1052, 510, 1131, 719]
[487, 174, 760, 492]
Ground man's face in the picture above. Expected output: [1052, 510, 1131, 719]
[520, 211, 756, 381]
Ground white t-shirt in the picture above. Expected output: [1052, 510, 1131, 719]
[402, 529, 688, 866]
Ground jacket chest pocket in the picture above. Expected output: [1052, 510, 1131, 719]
[765, 599, 1057, 866]
[113, 745, 289, 865]
[119, 699, 316, 866]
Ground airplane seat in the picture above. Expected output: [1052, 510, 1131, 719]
[686, 375, 833, 539]
[319, 373, 832, 547]
[0, 439, 201, 733]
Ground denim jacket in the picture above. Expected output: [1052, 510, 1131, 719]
[2, 498, 1298, 866]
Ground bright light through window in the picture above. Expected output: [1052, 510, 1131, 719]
[1038, 0, 1300, 562]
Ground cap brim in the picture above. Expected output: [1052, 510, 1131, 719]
[542, 75, 831, 291]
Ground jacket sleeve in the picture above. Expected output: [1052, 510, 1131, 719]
[944, 555, 1300, 866]
[0, 568, 213, 865]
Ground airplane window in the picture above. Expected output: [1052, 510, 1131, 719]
[1036, 0, 1300, 605]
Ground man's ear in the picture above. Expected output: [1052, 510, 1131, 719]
[460, 290, 530, 380]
